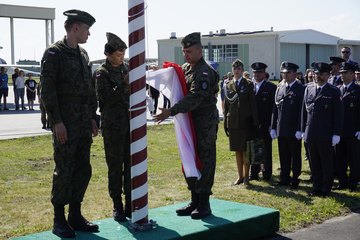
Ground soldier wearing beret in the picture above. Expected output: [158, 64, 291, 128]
[224, 59, 258, 186]
[328, 56, 346, 86]
[334, 62, 360, 192]
[301, 62, 343, 197]
[271, 62, 305, 189]
[249, 62, 277, 181]
[40, 9, 98, 238]
[154, 32, 219, 219]
[95, 32, 131, 221]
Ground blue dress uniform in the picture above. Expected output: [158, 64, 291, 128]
[302, 62, 343, 196]
[250, 62, 277, 181]
[272, 62, 305, 188]
[335, 63, 360, 191]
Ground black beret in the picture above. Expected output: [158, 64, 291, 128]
[280, 61, 299, 73]
[329, 56, 345, 65]
[339, 62, 357, 73]
[63, 9, 96, 27]
[251, 62, 268, 72]
[105, 32, 127, 52]
[181, 32, 201, 48]
[313, 62, 332, 73]
[232, 59, 244, 69]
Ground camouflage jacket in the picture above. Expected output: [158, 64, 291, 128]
[40, 36, 97, 125]
[170, 57, 219, 122]
[94, 60, 129, 124]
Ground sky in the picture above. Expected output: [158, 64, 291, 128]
[0, 0, 360, 63]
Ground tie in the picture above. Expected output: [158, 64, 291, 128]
[343, 87, 347, 96]
[316, 87, 321, 96]
[286, 85, 290, 93]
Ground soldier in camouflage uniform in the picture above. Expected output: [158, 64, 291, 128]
[40, 9, 99, 238]
[94, 32, 131, 222]
[154, 32, 219, 219]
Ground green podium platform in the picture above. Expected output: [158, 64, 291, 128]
[12, 198, 279, 240]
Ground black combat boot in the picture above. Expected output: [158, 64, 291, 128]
[68, 202, 99, 232]
[190, 194, 211, 219]
[113, 201, 126, 222]
[52, 204, 75, 238]
[176, 191, 199, 216]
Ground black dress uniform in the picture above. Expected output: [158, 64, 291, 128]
[335, 63, 360, 191]
[302, 62, 343, 196]
[250, 62, 276, 181]
[272, 62, 305, 187]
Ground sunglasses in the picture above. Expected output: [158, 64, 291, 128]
[342, 51, 350, 54]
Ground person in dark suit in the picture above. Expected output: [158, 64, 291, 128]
[249, 62, 276, 181]
[334, 62, 360, 192]
[341, 46, 358, 66]
[328, 57, 346, 86]
[224, 59, 258, 186]
[302, 62, 343, 197]
[271, 62, 305, 189]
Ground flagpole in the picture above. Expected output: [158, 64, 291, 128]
[128, 0, 155, 231]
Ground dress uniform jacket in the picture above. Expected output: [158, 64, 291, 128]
[328, 75, 343, 87]
[272, 80, 305, 137]
[302, 83, 343, 142]
[339, 82, 360, 138]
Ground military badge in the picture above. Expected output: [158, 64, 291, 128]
[201, 81, 208, 90]
[350, 102, 354, 108]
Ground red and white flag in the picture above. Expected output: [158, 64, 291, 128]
[146, 62, 201, 179]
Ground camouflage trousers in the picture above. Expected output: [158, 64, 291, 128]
[102, 123, 131, 207]
[51, 123, 93, 206]
[186, 120, 218, 194]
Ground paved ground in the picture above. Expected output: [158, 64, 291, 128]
[1, 86, 359, 239]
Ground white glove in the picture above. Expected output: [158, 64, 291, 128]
[355, 131, 360, 140]
[295, 131, 303, 140]
[270, 129, 277, 139]
[332, 135, 340, 146]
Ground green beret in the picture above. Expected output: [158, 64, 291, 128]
[181, 32, 201, 48]
[63, 9, 96, 27]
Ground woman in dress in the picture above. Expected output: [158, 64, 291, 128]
[224, 59, 258, 185]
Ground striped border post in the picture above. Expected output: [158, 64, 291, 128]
[128, 0, 154, 231]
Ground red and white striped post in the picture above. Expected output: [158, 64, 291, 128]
[128, 0, 154, 231]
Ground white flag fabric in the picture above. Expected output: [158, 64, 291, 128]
[146, 66, 201, 179]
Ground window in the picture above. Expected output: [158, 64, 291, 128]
[204, 44, 238, 62]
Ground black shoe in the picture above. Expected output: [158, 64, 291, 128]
[307, 190, 322, 197]
[68, 215, 99, 232]
[42, 125, 46, 129]
[233, 177, 244, 185]
[249, 175, 259, 181]
[333, 185, 347, 190]
[176, 202, 198, 216]
[191, 205, 212, 219]
[276, 181, 290, 187]
[52, 217, 75, 238]
[113, 208, 126, 222]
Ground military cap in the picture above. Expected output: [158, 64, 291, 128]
[105, 32, 127, 52]
[355, 66, 360, 74]
[251, 62, 268, 72]
[280, 61, 299, 73]
[329, 56, 345, 65]
[63, 9, 96, 27]
[313, 62, 332, 73]
[339, 62, 357, 73]
[181, 32, 201, 48]
[232, 59, 244, 69]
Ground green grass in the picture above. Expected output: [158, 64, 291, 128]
[0, 122, 359, 239]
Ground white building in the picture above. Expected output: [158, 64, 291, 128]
[157, 29, 360, 79]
